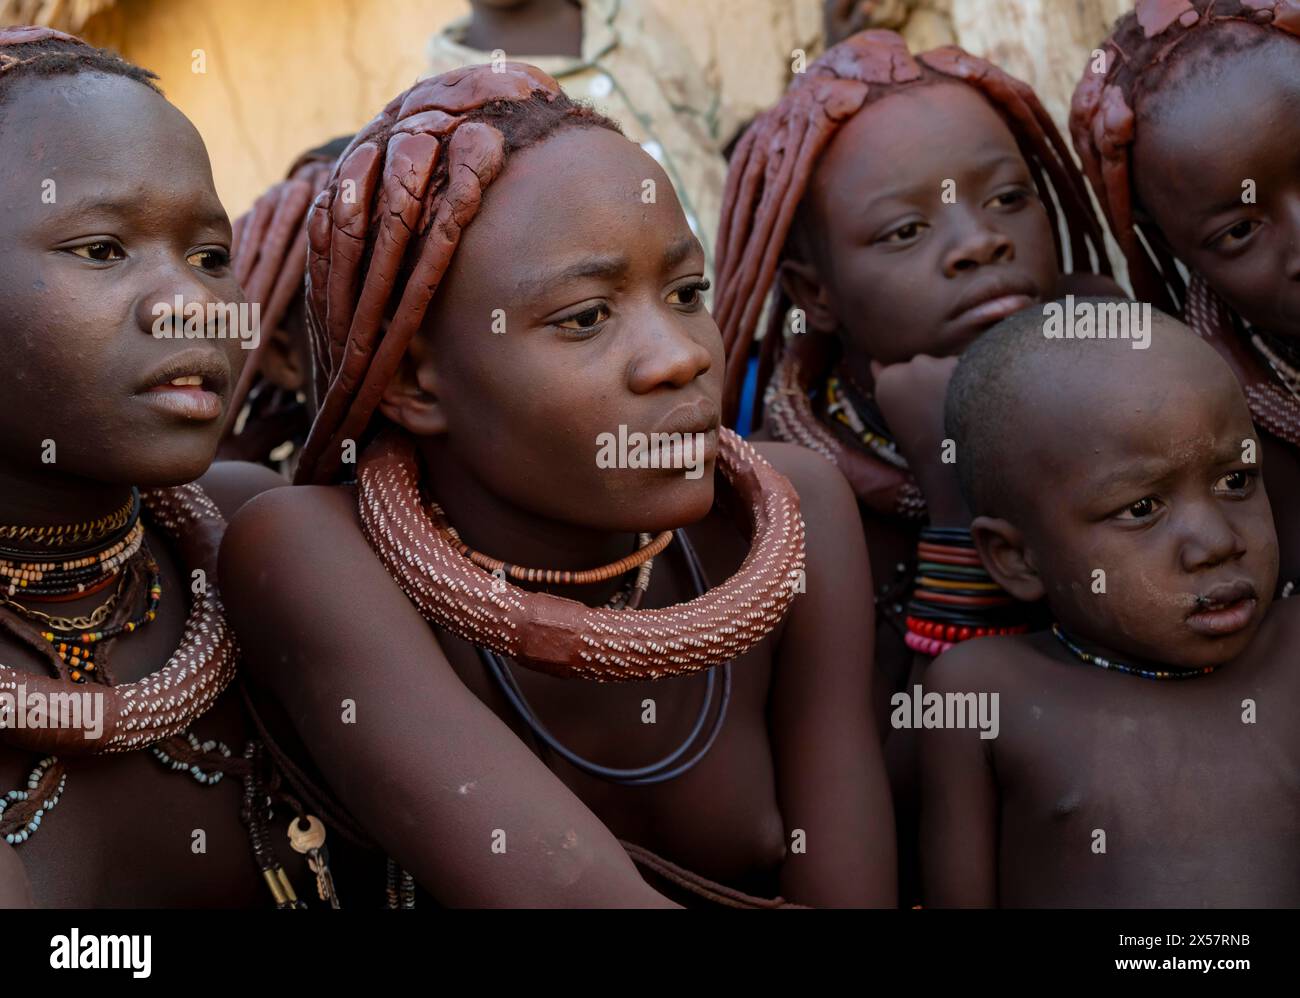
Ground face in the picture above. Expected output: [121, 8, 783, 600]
[0, 72, 243, 487]
[793, 81, 1058, 367]
[405, 126, 721, 533]
[1018, 326, 1277, 669]
[1133, 32, 1300, 337]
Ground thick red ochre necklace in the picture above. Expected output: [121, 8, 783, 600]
[358, 426, 807, 681]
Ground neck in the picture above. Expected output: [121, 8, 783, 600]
[418, 438, 647, 603]
[464, 0, 583, 58]
[0, 463, 134, 553]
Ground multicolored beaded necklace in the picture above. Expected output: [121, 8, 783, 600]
[1051, 625, 1219, 681]
[824, 373, 909, 470]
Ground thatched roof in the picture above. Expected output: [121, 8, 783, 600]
[0, 0, 115, 33]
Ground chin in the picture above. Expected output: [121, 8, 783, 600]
[631, 472, 716, 533]
[128, 447, 220, 489]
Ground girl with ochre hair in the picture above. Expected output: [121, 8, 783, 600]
[222, 63, 895, 907]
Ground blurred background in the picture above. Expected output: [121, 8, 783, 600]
[1, 0, 1130, 217]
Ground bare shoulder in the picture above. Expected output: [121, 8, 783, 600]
[197, 460, 289, 521]
[750, 440, 857, 520]
[220, 483, 361, 588]
[926, 632, 1034, 695]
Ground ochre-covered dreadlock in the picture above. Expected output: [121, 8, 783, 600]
[1070, 0, 1299, 313]
[0, 24, 160, 101]
[224, 143, 344, 430]
[715, 29, 1113, 427]
[294, 63, 621, 485]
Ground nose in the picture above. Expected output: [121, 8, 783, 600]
[133, 252, 243, 338]
[942, 212, 1015, 277]
[626, 305, 714, 394]
[1178, 500, 1247, 574]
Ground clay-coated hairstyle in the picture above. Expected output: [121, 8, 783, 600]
[225, 137, 351, 426]
[714, 29, 1113, 427]
[294, 63, 622, 484]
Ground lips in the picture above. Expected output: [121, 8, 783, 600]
[653, 397, 720, 437]
[135, 349, 231, 422]
[947, 277, 1039, 331]
[1185, 579, 1259, 637]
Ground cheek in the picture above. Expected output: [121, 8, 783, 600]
[1012, 205, 1059, 284]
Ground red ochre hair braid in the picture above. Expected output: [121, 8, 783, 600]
[715, 30, 1114, 427]
[1069, 0, 1300, 316]
[224, 154, 336, 426]
[293, 63, 620, 485]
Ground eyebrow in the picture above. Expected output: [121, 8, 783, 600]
[1090, 458, 1180, 497]
[858, 152, 1028, 214]
[57, 196, 230, 231]
[514, 236, 702, 301]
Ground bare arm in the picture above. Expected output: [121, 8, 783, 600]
[918, 646, 999, 907]
[760, 443, 897, 906]
[219, 485, 675, 908]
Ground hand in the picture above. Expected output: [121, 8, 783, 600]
[871, 354, 969, 526]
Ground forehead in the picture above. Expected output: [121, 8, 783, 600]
[0, 72, 216, 202]
[1140, 32, 1300, 138]
[451, 126, 693, 276]
[1027, 332, 1251, 482]
[810, 80, 1022, 204]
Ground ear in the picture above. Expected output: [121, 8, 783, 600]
[376, 329, 448, 437]
[970, 515, 1045, 602]
[777, 258, 838, 335]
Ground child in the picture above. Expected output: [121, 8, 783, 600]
[1071, 0, 1300, 586]
[219, 136, 351, 476]
[221, 62, 896, 908]
[925, 299, 1300, 907]
[0, 26, 315, 907]
[714, 27, 1122, 742]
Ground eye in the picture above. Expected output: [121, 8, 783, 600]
[1115, 496, 1162, 521]
[1213, 469, 1256, 496]
[1211, 219, 1261, 251]
[68, 240, 125, 262]
[555, 303, 611, 332]
[878, 221, 927, 245]
[188, 247, 230, 271]
[667, 279, 710, 309]
[989, 187, 1032, 209]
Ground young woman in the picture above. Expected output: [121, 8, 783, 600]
[222, 63, 895, 907]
